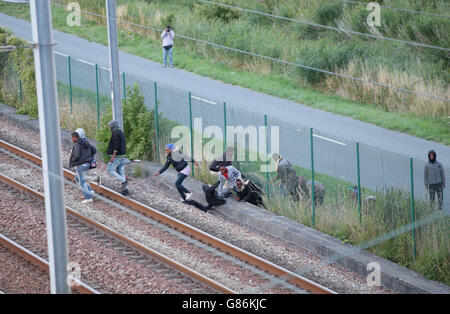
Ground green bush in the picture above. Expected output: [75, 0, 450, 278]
[96, 83, 176, 162]
[295, 39, 367, 84]
[194, 2, 241, 22]
[97, 84, 156, 161]
[0, 27, 37, 117]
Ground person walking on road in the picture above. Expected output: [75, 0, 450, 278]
[106, 120, 129, 195]
[424, 150, 445, 210]
[69, 131, 97, 203]
[154, 144, 198, 201]
[161, 25, 174, 67]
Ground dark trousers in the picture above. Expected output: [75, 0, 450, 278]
[175, 173, 190, 200]
[429, 183, 443, 210]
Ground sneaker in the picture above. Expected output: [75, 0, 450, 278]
[121, 179, 128, 189]
[162, 64, 167, 67]
[169, 64, 174, 68]
[90, 190, 96, 196]
[185, 192, 192, 200]
[121, 189, 129, 196]
[81, 198, 93, 204]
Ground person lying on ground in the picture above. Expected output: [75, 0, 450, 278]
[183, 181, 227, 212]
[235, 178, 264, 207]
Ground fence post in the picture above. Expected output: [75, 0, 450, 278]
[356, 142, 362, 224]
[154, 82, 160, 163]
[68, 55, 72, 115]
[264, 115, 270, 199]
[310, 128, 315, 228]
[223, 102, 227, 155]
[410, 157, 416, 260]
[188, 92, 194, 177]
[122, 72, 126, 99]
[95, 63, 100, 129]
[18, 79, 23, 107]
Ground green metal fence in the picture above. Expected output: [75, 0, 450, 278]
[3, 51, 448, 263]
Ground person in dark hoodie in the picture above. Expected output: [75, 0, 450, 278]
[235, 178, 263, 207]
[69, 132, 97, 203]
[106, 120, 129, 195]
[183, 181, 227, 212]
[424, 150, 445, 210]
[154, 144, 198, 201]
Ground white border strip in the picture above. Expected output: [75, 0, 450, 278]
[191, 95, 217, 105]
[313, 134, 347, 146]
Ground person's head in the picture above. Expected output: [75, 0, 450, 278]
[272, 153, 280, 161]
[165, 144, 175, 155]
[71, 131, 80, 143]
[428, 150, 437, 163]
[166, 25, 171, 31]
[236, 178, 243, 189]
[75, 128, 85, 139]
[108, 120, 119, 132]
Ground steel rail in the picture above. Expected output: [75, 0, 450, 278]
[0, 171, 236, 294]
[0, 139, 336, 294]
[0, 232, 98, 294]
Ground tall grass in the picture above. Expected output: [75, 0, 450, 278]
[63, 0, 449, 118]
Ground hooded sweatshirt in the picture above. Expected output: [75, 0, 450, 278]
[424, 150, 445, 186]
[107, 120, 126, 156]
[69, 138, 96, 168]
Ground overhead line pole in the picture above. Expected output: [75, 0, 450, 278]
[29, 0, 70, 294]
[106, 0, 123, 130]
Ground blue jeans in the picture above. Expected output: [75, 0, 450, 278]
[76, 163, 93, 199]
[175, 173, 190, 200]
[163, 47, 173, 66]
[107, 157, 127, 188]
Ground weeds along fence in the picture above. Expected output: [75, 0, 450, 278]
[2, 51, 448, 278]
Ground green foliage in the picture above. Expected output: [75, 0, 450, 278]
[194, 2, 241, 22]
[295, 39, 367, 84]
[97, 84, 156, 161]
[0, 27, 37, 117]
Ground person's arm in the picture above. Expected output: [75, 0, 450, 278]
[155, 158, 170, 176]
[109, 132, 121, 162]
[440, 164, 445, 187]
[424, 165, 429, 189]
[180, 152, 198, 166]
[90, 144, 97, 157]
[207, 180, 221, 193]
[161, 30, 167, 39]
[70, 144, 80, 163]
[241, 187, 252, 202]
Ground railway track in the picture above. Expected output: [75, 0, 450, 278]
[0, 231, 98, 294]
[0, 139, 336, 294]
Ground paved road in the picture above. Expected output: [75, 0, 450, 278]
[1, 12, 448, 166]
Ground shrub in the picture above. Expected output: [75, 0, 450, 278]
[97, 84, 156, 161]
[0, 27, 37, 117]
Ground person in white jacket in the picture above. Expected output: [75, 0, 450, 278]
[161, 25, 174, 67]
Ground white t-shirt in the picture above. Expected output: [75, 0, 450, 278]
[161, 30, 174, 47]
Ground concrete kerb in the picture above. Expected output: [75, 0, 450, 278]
[1, 103, 448, 294]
